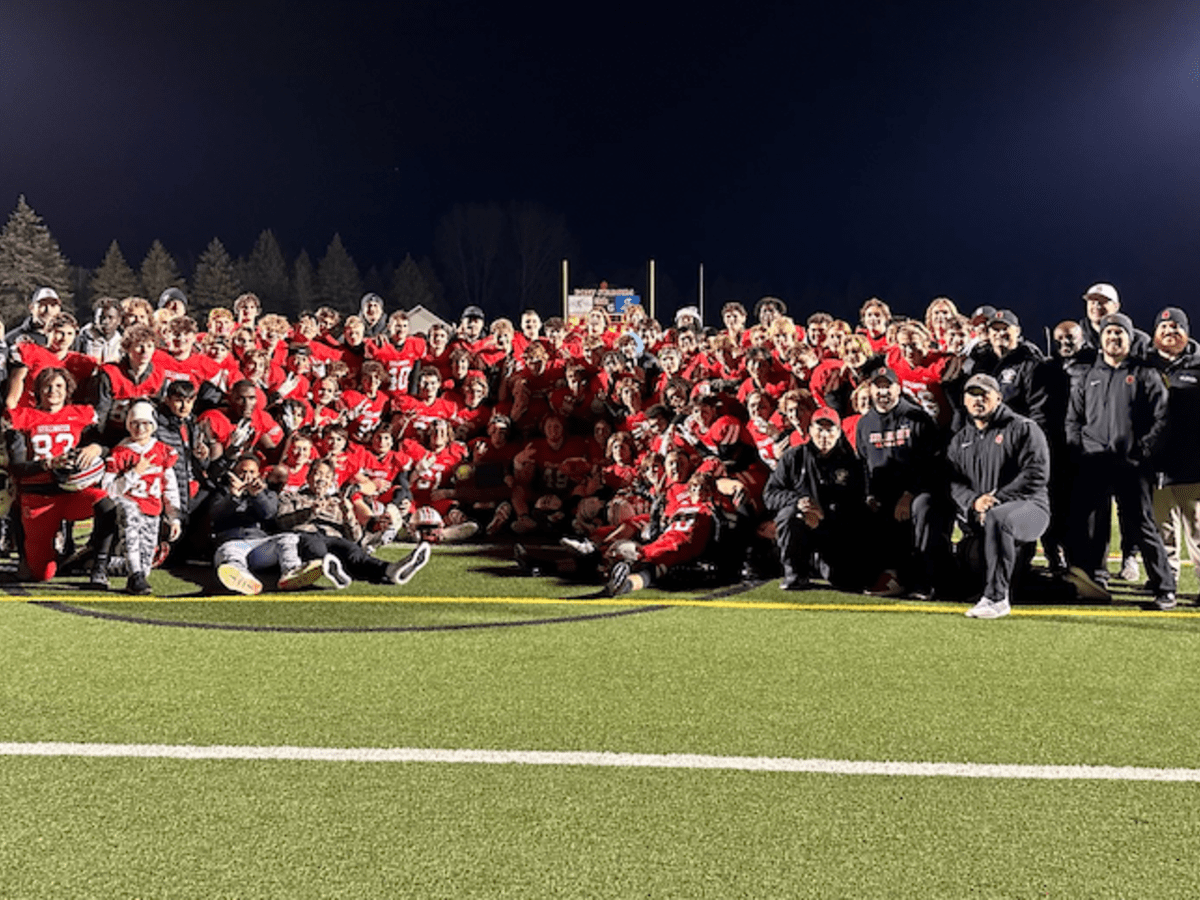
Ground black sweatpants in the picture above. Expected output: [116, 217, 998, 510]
[1067, 453, 1175, 593]
[296, 532, 389, 583]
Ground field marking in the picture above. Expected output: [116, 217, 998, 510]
[1, 741, 1198, 782]
[9, 594, 1200, 619]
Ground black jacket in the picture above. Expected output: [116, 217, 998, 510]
[1149, 340, 1200, 484]
[967, 341, 1050, 434]
[1065, 356, 1169, 462]
[210, 487, 279, 544]
[1043, 349, 1095, 449]
[947, 403, 1050, 519]
[764, 437, 868, 521]
[155, 403, 200, 510]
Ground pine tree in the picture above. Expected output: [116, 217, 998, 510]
[317, 234, 363, 312]
[90, 240, 140, 300]
[139, 239, 186, 303]
[0, 195, 74, 323]
[391, 253, 435, 311]
[191, 238, 242, 312]
[243, 229, 291, 314]
[293, 250, 316, 312]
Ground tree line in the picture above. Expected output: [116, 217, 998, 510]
[0, 196, 578, 326]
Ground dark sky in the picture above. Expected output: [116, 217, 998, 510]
[4, 0, 1200, 330]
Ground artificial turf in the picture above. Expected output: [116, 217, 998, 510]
[3, 541, 1200, 897]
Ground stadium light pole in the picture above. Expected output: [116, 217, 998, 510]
[648, 259, 656, 321]
[561, 258, 569, 320]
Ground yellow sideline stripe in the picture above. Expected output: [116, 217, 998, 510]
[5, 593, 1200, 618]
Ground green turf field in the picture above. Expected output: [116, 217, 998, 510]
[2, 543, 1199, 898]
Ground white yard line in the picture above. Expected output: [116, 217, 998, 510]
[0, 741, 1197, 782]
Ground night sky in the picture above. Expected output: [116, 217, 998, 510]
[4, 0, 1200, 330]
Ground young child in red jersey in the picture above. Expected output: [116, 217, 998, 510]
[103, 402, 182, 595]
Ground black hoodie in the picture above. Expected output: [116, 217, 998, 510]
[855, 394, 942, 507]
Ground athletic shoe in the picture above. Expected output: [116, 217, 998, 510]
[217, 563, 263, 596]
[88, 564, 106, 591]
[514, 543, 543, 577]
[439, 521, 480, 543]
[780, 576, 812, 591]
[278, 559, 325, 591]
[907, 586, 937, 601]
[1045, 546, 1067, 573]
[864, 570, 905, 597]
[1063, 566, 1111, 602]
[605, 561, 632, 597]
[1154, 592, 1177, 611]
[387, 541, 431, 586]
[124, 572, 153, 596]
[322, 554, 352, 590]
[965, 596, 1011, 619]
[1119, 555, 1141, 582]
[560, 536, 597, 556]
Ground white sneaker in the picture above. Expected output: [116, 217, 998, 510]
[217, 563, 263, 596]
[1119, 555, 1141, 583]
[322, 554, 352, 590]
[278, 559, 325, 591]
[386, 541, 431, 586]
[965, 596, 1011, 619]
[560, 536, 597, 556]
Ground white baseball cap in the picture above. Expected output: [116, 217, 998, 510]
[1083, 283, 1119, 304]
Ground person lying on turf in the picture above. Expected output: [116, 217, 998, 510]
[275, 457, 431, 588]
[605, 470, 718, 596]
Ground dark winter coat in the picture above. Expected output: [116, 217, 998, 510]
[1148, 339, 1200, 484]
[1065, 355, 1169, 462]
[967, 341, 1050, 433]
[764, 437, 868, 522]
[947, 403, 1051, 519]
[154, 403, 199, 510]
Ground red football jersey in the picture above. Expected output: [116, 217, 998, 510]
[11, 343, 95, 408]
[105, 439, 180, 516]
[368, 337, 426, 395]
[6, 404, 98, 486]
[152, 349, 222, 393]
[341, 390, 391, 444]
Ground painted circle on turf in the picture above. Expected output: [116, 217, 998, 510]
[35, 599, 673, 632]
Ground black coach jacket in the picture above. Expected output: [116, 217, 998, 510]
[947, 403, 1050, 520]
[1064, 356, 1169, 462]
[1149, 339, 1200, 485]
